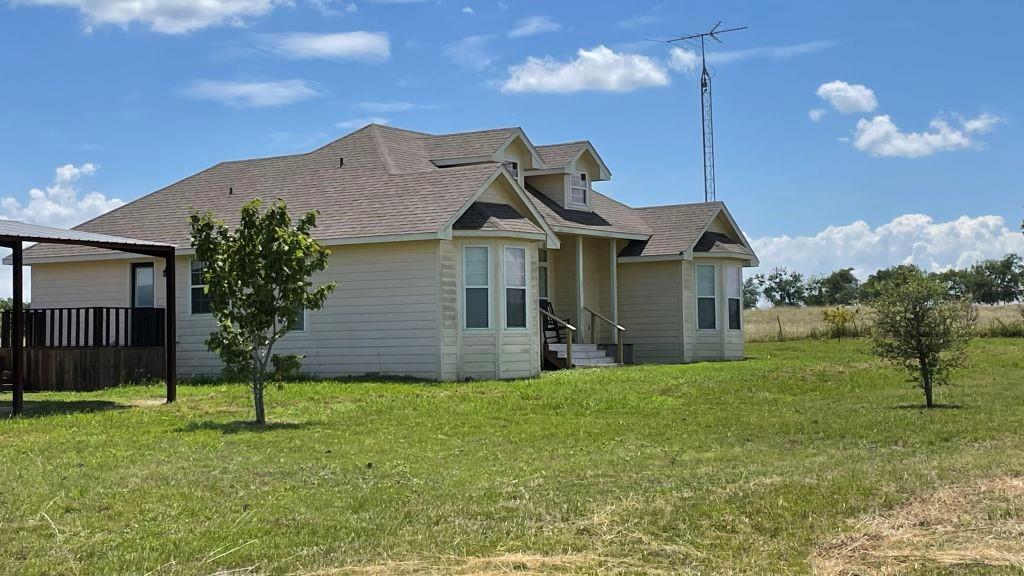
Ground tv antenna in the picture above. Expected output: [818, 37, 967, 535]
[664, 22, 747, 202]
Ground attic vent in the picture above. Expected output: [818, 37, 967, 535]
[339, 157, 344, 168]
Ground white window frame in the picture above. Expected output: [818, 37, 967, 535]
[538, 248, 551, 302]
[502, 245, 528, 330]
[695, 263, 718, 331]
[568, 172, 589, 208]
[189, 259, 212, 316]
[727, 265, 742, 331]
[286, 307, 308, 333]
[463, 245, 491, 330]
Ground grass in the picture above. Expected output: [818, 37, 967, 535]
[746, 304, 1024, 342]
[1, 338, 1023, 575]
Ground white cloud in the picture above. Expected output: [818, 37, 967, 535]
[1, 163, 123, 230]
[752, 213, 1024, 278]
[667, 47, 698, 73]
[816, 80, 878, 114]
[307, 1, 358, 16]
[852, 115, 995, 158]
[259, 31, 390, 61]
[461, 5, 474, 14]
[808, 108, 827, 122]
[501, 45, 669, 94]
[14, 0, 282, 34]
[962, 112, 1003, 134]
[354, 101, 436, 113]
[183, 79, 322, 108]
[707, 40, 838, 65]
[336, 116, 389, 129]
[507, 15, 561, 38]
[444, 35, 496, 70]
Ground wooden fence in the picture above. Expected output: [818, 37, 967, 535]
[1, 307, 166, 391]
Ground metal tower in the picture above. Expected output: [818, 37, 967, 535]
[667, 22, 746, 202]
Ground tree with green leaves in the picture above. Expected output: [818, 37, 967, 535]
[860, 264, 924, 302]
[755, 267, 806, 307]
[805, 268, 861, 306]
[870, 270, 976, 408]
[190, 199, 336, 424]
[742, 276, 761, 309]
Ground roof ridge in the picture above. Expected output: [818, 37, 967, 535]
[368, 124, 400, 175]
[536, 140, 589, 148]
[632, 200, 724, 210]
[428, 126, 519, 138]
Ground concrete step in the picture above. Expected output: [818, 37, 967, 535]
[556, 349, 608, 359]
[573, 357, 618, 367]
[547, 343, 599, 353]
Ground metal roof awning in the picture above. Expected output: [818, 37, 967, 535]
[1, 220, 177, 416]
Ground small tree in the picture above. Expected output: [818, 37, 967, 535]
[870, 272, 976, 408]
[756, 267, 807, 307]
[742, 276, 761, 309]
[190, 199, 336, 424]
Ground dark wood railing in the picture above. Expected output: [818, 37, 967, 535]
[1, 307, 165, 348]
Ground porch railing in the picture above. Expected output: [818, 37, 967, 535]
[539, 307, 576, 367]
[583, 305, 625, 363]
[1, 307, 166, 348]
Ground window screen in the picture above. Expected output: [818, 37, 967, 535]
[727, 266, 742, 330]
[464, 247, 489, 328]
[504, 247, 527, 328]
[696, 264, 717, 330]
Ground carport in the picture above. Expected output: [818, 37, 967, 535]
[1, 220, 177, 416]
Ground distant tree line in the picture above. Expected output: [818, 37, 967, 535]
[744, 253, 1024, 308]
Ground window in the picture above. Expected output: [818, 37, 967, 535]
[132, 263, 154, 308]
[287, 306, 306, 332]
[505, 161, 519, 179]
[696, 264, 717, 330]
[538, 249, 550, 301]
[569, 172, 588, 206]
[464, 246, 490, 329]
[727, 266, 742, 331]
[190, 260, 212, 314]
[504, 246, 527, 328]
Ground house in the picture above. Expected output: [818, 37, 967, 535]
[22, 124, 759, 380]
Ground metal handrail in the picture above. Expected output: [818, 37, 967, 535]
[539, 307, 576, 367]
[582, 305, 626, 364]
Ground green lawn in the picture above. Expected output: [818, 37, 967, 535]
[2, 339, 1023, 575]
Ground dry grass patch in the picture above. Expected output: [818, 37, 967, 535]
[812, 476, 1024, 575]
[303, 553, 641, 576]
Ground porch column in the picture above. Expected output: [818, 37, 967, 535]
[11, 242, 23, 416]
[163, 251, 176, 403]
[576, 235, 584, 344]
[609, 238, 618, 344]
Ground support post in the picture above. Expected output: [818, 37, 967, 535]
[164, 252, 176, 403]
[575, 235, 584, 344]
[609, 239, 618, 345]
[11, 242, 23, 416]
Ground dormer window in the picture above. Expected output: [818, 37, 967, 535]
[504, 161, 519, 179]
[569, 172, 588, 207]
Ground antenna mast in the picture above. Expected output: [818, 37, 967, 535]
[666, 22, 746, 202]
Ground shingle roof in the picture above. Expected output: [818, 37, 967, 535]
[535, 142, 587, 167]
[25, 125, 504, 259]
[424, 127, 519, 161]
[693, 231, 755, 257]
[21, 123, 753, 265]
[524, 185, 650, 237]
[453, 202, 544, 235]
[619, 202, 725, 257]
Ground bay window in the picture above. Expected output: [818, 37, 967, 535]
[696, 264, 717, 330]
[504, 246, 527, 328]
[464, 246, 490, 329]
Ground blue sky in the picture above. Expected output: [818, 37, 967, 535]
[1, 0, 1021, 296]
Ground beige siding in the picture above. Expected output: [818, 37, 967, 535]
[439, 240, 459, 380]
[525, 173, 566, 207]
[31, 258, 169, 308]
[618, 260, 684, 363]
[450, 238, 541, 380]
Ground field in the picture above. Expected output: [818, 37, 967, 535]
[745, 303, 1024, 342]
[2, 339, 1024, 575]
